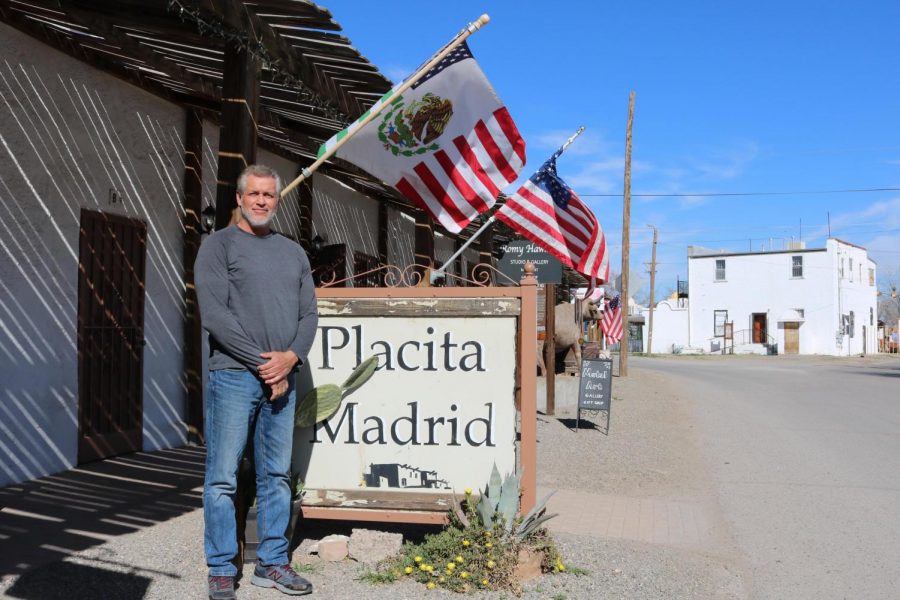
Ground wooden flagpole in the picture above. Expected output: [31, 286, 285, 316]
[281, 14, 491, 198]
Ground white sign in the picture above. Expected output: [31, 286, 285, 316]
[295, 315, 518, 495]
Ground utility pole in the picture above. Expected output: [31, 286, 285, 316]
[647, 225, 658, 355]
[620, 91, 635, 376]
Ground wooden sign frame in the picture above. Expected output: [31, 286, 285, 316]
[298, 277, 538, 524]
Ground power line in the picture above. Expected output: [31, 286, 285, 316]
[581, 187, 900, 198]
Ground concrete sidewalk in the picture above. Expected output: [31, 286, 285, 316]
[540, 487, 716, 549]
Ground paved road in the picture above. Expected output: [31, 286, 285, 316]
[635, 355, 900, 600]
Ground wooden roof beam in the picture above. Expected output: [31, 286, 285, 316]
[57, 1, 220, 101]
[197, 0, 359, 119]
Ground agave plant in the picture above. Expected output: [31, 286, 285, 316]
[294, 356, 379, 427]
[467, 463, 558, 542]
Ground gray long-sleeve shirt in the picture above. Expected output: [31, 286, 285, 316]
[195, 225, 318, 373]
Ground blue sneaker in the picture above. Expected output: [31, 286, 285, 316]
[251, 564, 313, 596]
[208, 575, 236, 600]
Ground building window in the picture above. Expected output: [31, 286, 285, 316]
[714, 310, 728, 337]
[840, 258, 845, 279]
[869, 268, 875, 286]
[715, 259, 726, 281]
[849, 311, 855, 338]
[792, 255, 803, 277]
[849, 258, 854, 281]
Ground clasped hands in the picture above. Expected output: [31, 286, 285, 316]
[259, 350, 299, 400]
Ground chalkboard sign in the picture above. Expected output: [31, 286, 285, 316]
[579, 358, 612, 410]
[576, 358, 612, 431]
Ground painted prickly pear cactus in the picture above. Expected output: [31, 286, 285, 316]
[294, 356, 378, 428]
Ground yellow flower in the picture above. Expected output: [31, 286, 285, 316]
[484, 531, 492, 537]
[426, 582, 436, 590]
[559, 564, 567, 572]
[455, 555, 464, 563]
[487, 560, 495, 569]
[481, 579, 489, 586]
[426, 565, 434, 572]
[404, 566, 413, 574]
[462, 539, 470, 547]
[439, 576, 445, 582]
[464, 487, 473, 495]
[414, 556, 423, 563]
[485, 542, 493, 548]
[446, 562, 455, 570]
[420, 564, 429, 571]
[460, 571, 469, 579]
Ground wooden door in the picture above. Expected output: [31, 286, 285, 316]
[784, 322, 799, 354]
[77, 209, 147, 463]
[752, 313, 767, 344]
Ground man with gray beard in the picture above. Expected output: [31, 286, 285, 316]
[196, 164, 317, 598]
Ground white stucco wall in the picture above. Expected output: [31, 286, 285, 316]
[0, 23, 188, 485]
[641, 299, 689, 353]
[830, 239, 878, 355]
[312, 173, 379, 283]
[434, 232, 457, 281]
[688, 240, 878, 356]
[387, 208, 416, 273]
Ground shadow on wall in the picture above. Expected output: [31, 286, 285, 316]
[0, 445, 205, 594]
[0, 54, 189, 485]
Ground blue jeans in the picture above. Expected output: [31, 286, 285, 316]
[203, 369, 296, 576]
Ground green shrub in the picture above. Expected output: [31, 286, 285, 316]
[361, 466, 571, 595]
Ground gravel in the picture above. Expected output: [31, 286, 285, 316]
[1, 366, 747, 599]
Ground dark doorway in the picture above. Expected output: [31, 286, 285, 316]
[77, 209, 147, 463]
[752, 313, 767, 344]
[310, 243, 347, 287]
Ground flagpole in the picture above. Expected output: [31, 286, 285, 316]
[281, 14, 492, 198]
[431, 126, 586, 282]
[558, 126, 585, 154]
[430, 215, 496, 282]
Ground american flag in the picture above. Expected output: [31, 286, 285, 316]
[601, 294, 624, 345]
[495, 148, 609, 285]
[321, 42, 525, 234]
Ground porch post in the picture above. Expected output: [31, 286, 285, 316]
[183, 108, 204, 444]
[214, 41, 259, 230]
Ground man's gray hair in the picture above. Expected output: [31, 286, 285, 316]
[237, 164, 283, 196]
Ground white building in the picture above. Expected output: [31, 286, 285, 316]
[686, 239, 878, 356]
[639, 296, 689, 354]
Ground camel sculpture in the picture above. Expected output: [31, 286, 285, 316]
[537, 299, 601, 375]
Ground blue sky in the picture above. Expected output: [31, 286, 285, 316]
[322, 1, 900, 299]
